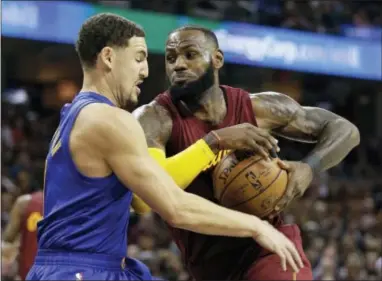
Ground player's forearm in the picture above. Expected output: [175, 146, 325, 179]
[131, 158, 260, 238]
[303, 119, 360, 173]
[132, 139, 217, 214]
[149, 139, 216, 188]
[172, 192, 261, 237]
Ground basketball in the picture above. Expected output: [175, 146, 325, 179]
[212, 152, 288, 218]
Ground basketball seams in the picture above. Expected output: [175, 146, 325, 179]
[228, 169, 283, 208]
[218, 156, 263, 202]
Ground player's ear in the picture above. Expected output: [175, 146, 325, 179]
[212, 49, 224, 70]
[99, 46, 115, 70]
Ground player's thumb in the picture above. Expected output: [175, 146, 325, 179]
[276, 159, 291, 171]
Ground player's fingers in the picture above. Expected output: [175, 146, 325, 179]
[274, 195, 291, 213]
[275, 180, 295, 211]
[247, 130, 274, 151]
[287, 241, 304, 269]
[246, 139, 270, 160]
[283, 247, 299, 273]
[277, 250, 287, 272]
[255, 129, 280, 152]
[276, 159, 290, 170]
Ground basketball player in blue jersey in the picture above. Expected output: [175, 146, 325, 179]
[26, 13, 303, 281]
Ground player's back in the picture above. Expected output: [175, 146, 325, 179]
[19, 191, 43, 280]
[155, 86, 281, 280]
[28, 92, 151, 280]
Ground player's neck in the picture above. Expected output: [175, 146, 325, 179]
[195, 85, 227, 125]
[81, 72, 119, 107]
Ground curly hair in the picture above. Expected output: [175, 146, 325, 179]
[75, 13, 145, 68]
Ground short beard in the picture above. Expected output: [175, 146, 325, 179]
[168, 62, 215, 113]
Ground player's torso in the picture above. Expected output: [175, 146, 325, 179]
[37, 93, 132, 257]
[19, 191, 43, 279]
[156, 85, 262, 280]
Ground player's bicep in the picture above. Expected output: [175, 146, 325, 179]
[251, 92, 330, 142]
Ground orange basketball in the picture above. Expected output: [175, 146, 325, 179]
[212, 152, 288, 218]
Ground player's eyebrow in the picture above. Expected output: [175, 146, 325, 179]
[137, 50, 148, 58]
[166, 43, 201, 52]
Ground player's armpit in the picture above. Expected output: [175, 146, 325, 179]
[2, 194, 31, 243]
[250, 92, 360, 172]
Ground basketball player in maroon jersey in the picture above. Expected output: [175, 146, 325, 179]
[132, 26, 360, 280]
[2, 190, 43, 280]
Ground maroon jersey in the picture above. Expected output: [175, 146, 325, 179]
[19, 191, 43, 280]
[155, 85, 281, 280]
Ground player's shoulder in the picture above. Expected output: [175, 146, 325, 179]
[133, 100, 172, 124]
[75, 103, 141, 145]
[78, 103, 132, 129]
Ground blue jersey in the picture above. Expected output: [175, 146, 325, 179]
[38, 92, 131, 256]
[27, 92, 151, 280]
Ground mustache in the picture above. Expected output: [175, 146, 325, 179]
[168, 62, 215, 103]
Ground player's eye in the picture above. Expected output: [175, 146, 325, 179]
[136, 56, 145, 63]
[166, 54, 176, 63]
[186, 51, 198, 60]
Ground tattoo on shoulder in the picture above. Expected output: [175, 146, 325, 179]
[133, 102, 173, 149]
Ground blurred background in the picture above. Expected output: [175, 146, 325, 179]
[1, 0, 381, 280]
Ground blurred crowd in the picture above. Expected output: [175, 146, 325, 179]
[2, 93, 381, 280]
[90, 0, 382, 34]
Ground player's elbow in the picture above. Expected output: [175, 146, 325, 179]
[350, 124, 360, 147]
[344, 121, 360, 148]
[166, 209, 195, 229]
[332, 118, 360, 149]
[164, 194, 198, 229]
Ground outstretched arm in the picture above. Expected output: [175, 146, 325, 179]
[251, 92, 360, 173]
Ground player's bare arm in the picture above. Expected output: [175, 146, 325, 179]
[79, 103, 303, 272]
[3, 194, 31, 243]
[251, 91, 360, 210]
[251, 91, 360, 171]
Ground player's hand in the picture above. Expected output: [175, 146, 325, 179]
[272, 160, 313, 215]
[204, 123, 280, 158]
[253, 220, 304, 272]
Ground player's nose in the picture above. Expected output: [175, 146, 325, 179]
[140, 61, 149, 78]
[174, 56, 187, 71]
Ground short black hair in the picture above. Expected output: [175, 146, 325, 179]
[75, 13, 145, 68]
[169, 25, 219, 48]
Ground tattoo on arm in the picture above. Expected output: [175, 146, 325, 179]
[251, 92, 360, 173]
[133, 102, 173, 150]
